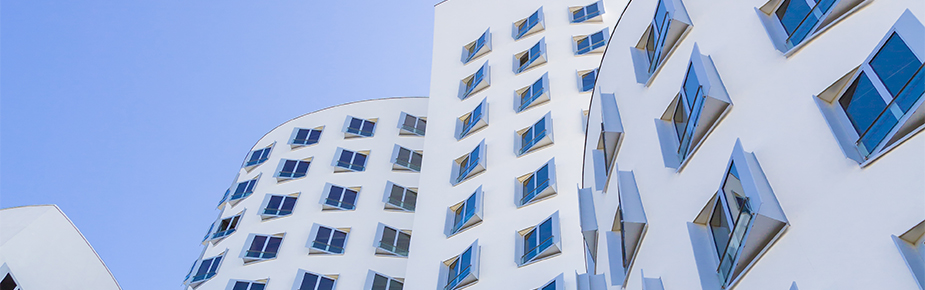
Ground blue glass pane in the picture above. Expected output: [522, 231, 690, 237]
[653, 0, 667, 32]
[709, 201, 730, 259]
[251, 283, 266, 290]
[683, 64, 699, 109]
[296, 129, 310, 141]
[332, 231, 346, 247]
[233, 282, 249, 290]
[573, 8, 585, 20]
[673, 95, 689, 141]
[266, 237, 282, 254]
[460, 247, 472, 266]
[776, 0, 810, 36]
[788, 13, 818, 46]
[316, 227, 332, 243]
[839, 72, 887, 134]
[537, 165, 549, 181]
[250, 236, 267, 252]
[539, 218, 553, 240]
[896, 66, 924, 112]
[870, 33, 923, 98]
[195, 258, 212, 276]
[339, 151, 353, 163]
[361, 121, 375, 134]
[343, 189, 358, 205]
[587, 3, 599, 14]
[281, 197, 297, 211]
[541, 281, 556, 290]
[525, 230, 537, 251]
[858, 107, 898, 155]
[353, 153, 367, 167]
[267, 196, 282, 210]
[349, 118, 362, 130]
[208, 256, 222, 273]
[308, 130, 321, 142]
[300, 273, 319, 290]
[282, 160, 297, 173]
[295, 161, 310, 174]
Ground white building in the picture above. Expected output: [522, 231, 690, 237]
[0, 205, 122, 290]
[183, 0, 924, 289]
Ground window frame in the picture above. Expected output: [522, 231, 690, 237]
[398, 112, 427, 136]
[606, 168, 648, 287]
[892, 220, 925, 290]
[343, 116, 378, 138]
[569, 1, 605, 23]
[451, 140, 487, 185]
[516, 158, 558, 207]
[222, 175, 260, 207]
[456, 98, 490, 140]
[513, 8, 545, 40]
[332, 148, 369, 172]
[515, 73, 551, 113]
[444, 186, 484, 237]
[307, 223, 350, 255]
[0, 264, 22, 290]
[513, 38, 547, 74]
[289, 126, 323, 148]
[516, 112, 554, 156]
[578, 69, 599, 93]
[320, 183, 360, 211]
[225, 279, 269, 290]
[534, 273, 564, 290]
[755, 0, 871, 56]
[208, 209, 245, 243]
[240, 233, 285, 263]
[258, 193, 299, 220]
[438, 240, 480, 290]
[274, 158, 312, 182]
[516, 212, 562, 266]
[187, 250, 228, 287]
[458, 62, 491, 100]
[363, 270, 405, 290]
[629, 0, 693, 86]
[291, 269, 338, 290]
[383, 181, 417, 212]
[462, 29, 492, 64]
[374, 223, 412, 257]
[390, 145, 423, 172]
[243, 143, 275, 171]
[573, 28, 609, 55]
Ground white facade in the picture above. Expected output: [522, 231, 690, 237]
[0, 205, 122, 290]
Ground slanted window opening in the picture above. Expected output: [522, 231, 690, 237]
[188, 252, 226, 287]
[221, 176, 259, 207]
[392, 146, 423, 172]
[376, 223, 412, 257]
[333, 148, 369, 172]
[399, 113, 427, 136]
[290, 127, 323, 148]
[516, 73, 550, 112]
[756, 0, 869, 55]
[607, 168, 648, 287]
[579, 69, 598, 93]
[293, 270, 337, 290]
[322, 184, 359, 210]
[518, 160, 557, 207]
[440, 241, 480, 290]
[517, 113, 554, 156]
[452, 140, 486, 185]
[243, 233, 284, 263]
[209, 211, 244, 242]
[309, 224, 349, 255]
[275, 158, 311, 181]
[384, 182, 417, 212]
[517, 212, 562, 266]
[570, 1, 605, 23]
[260, 193, 298, 219]
[630, 0, 693, 85]
[514, 38, 547, 74]
[367, 271, 405, 290]
[459, 63, 491, 100]
[244, 144, 273, 170]
[344, 117, 377, 138]
[574, 28, 608, 55]
[0, 271, 20, 290]
[445, 187, 484, 236]
[463, 29, 492, 64]
[514, 8, 545, 40]
[228, 280, 267, 290]
[457, 99, 489, 140]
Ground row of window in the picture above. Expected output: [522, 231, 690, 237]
[244, 144, 423, 176]
[458, 48, 601, 101]
[453, 113, 555, 185]
[187, 266, 406, 290]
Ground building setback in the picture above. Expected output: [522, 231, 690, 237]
[183, 0, 924, 290]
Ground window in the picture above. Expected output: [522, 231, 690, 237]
[516, 73, 550, 112]
[756, 0, 867, 54]
[688, 140, 789, 289]
[244, 144, 273, 170]
[391, 145, 423, 172]
[534, 274, 564, 290]
[308, 224, 349, 254]
[344, 116, 377, 138]
[439, 240, 480, 290]
[630, 0, 692, 85]
[578, 69, 598, 93]
[275, 158, 311, 181]
[574, 28, 608, 55]
[462, 29, 491, 64]
[451, 140, 487, 185]
[290, 127, 323, 148]
[606, 169, 648, 287]
[445, 187, 484, 236]
[222, 176, 259, 206]
[188, 252, 225, 286]
[456, 98, 489, 140]
[384, 182, 417, 212]
[399, 112, 427, 136]
[514, 38, 547, 74]
[242, 233, 283, 263]
[458, 62, 491, 100]
[517, 159, 557, 207]
[228, 280, 267, 290]
[376, 223, 412, 257]
[892, 220, 925, 290]
[333, 148, 368, 172]
[518, 212, 562, 266]
[366, 271, 404, 290]
[655, 45, 732, 170]
[293, 270, 337, 290]
[590, 93, 625, 191]
[210, 211, 244, 242]
[260, 193, 297, 219]
[570, 1, 604, 23]
[813, 11, 924, 166]
[513, 8, 545, 40]
[0, 267, 20, 290]
[322, 183, 359, 210]
[517, 113, 554, 156]
[577, 188, 599, 274]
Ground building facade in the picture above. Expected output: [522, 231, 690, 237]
[183, 0, 924, 289]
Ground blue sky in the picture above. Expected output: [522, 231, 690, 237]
[1, 1, 434, 289]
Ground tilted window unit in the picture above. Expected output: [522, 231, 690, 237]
[654, 45, 732, 171]
[243, 143, 273, 171]
[259, 193, 298, 219]
[514, 38, 547, 74]
[456, 98, 489, 140]
[375, 223, 412, 257]
[606, 167, 648, 287]
[570, 1, 605, 23]
[186, 250, 226, 288]
[516, 158, 557, 207]
[343, 116, 377, 138]
[241, 233, 283, 263]
[630, 0, 692, 85]
[578, 69, 599, 93]
[332, 148, 369, 172]
[274, 158, 311, 181]
[893, 220, 925, 290]
[577, 188, 599, 274]
[445, 186, 484, 237]
[513, 8, 545, 40]
[574, 28, 609, 55]
[398, 112, 427, 136]
[517, 212, 562, 266]
[308, 224, 349, 255]
[516, 112, 554, 156]
[813, 10, 924, 166]
[590, 93, 625, 191]
[451, 140, 487, 185]
[391, 145, 423, 172]
[756, 0, 869, 55]
[364, 270, 405, 290]
[459, 62, 491, 100]
[383, 181, 417, 212]
[462, 29, 491, 64]
[687, 140, 789, 290]
[293, 270, 337, 290]
[219, 175, 260, 207]
[206, 210, 244, 244]
[321, 183, 359, 211]
[535, 274, 564, 290]
[515, 73, 550, 113]
[439, 240, 480, 290]
[0, 269, 21, 290]
[289, 126, 323, 148]
[226, 279, 267, 290]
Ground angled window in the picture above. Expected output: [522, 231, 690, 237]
[514, 38, 547, 74]
[275, 158, 311, 181]
[591, 93, 625, 191]
[578, 69, 598, 93]
[208, 210, 244, 243]
[223, 175, 259, 206]
[517, 212, 562, 266]
[655, 45, 732, 170]
[343, 116, 377, 138]
[513, 8, 545, 40]
[630, 0, 692, 85]
[687, 140, 789, 289]
[241, 233, 283, 263]
[756, 0, 868, 54]
[260, 193, 298, 219]
[321, 183, 359, 210]
[456, 98, 489, 140]
[445, 186, 484, 236]
[517, 112, 554, 156]
[813, 10, 924, 166]
[243, 143, 273, 171]
[606, 168, 648, 287]
[293, 270, 337, 290]
[462, 29, 492, 64]
[391, 145, 423, 172]
[227, 280, 267, 290]
[577, 188, 599, 273]
[375, 223, 412, 257]
[570, 1, 605, 23]
[187, 251, 226, 287]
[365, 271, 404, 290]
[451, 140, 487, 185]
[308, 224, 349, 255]
[383, 182, 417, 212]
[516, 73, 550, 112]
[332, 148, 368, 172]
[290, 126, 323, 148]
[535, 274, 564, 290]
[892, 220, 925, 290]
[399, 112, 427, 136]
[0, 266, 21, 290]
[458, 62, 491, 100]
[517, 158, 557, 207]
[439, 240, 480, 290]
[574, 28, 609, 55]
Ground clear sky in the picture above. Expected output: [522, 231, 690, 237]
[1, 1, 435, 289]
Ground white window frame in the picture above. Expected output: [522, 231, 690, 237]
[274, 157, 312, 182]
[243, 142, 275, 171]
[515, 112, 554, 156]
[515, 73, 550, 113]
[240, 233, 285, 263]
[307, 223, 350, 255]
[629, 0, 693, 86]
[258, 192, 299, 220]
[383, 181, 417, 212]
[606, 167, 648, 287]
[438, 240, 480, 290]
[458, 62, 491, 100]
[291, 269, 338, 290]
[456, 98, 489, 140]
[374, 222, 412, 257]
[755, 0, 870, 56]
[462, 28, 492, 64]
[516, 212, 562, 266]
[516, 158, 557, 207]
[320, 183, 360, 211]
[444, 186, 484, 237]
[343, 116, 378, 138]
[289, 126, 323, 149]
[513, 38, 547, 74]
[332, 147, 369, 173]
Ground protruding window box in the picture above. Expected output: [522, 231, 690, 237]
[893, 220, 925, 290]
[578, 69, 599, 93]
[517, 212, 562, 266]
[462, 29, 491, 64]
[383, 182, 417, 212]
[515, 73, 550, 113]
[451, 140, 487, 185]
[456, 98, 489, 140]
[607, 168, 647, 287]
[573, 28, 608, 55]
[332, 148, 368, 172]
[289, 126, 323, 149]
[259, 193, 298, 220]
[343, 116, 377, 138]
[578, 188, 599, 273]
[576, 272, 606, 290]
[513, 8, 545, 40]
[755, 0, 870, 56]
[570, 1, 605, 23]
[516, 113, 554, 156]
[592, 93, 625, 191]
[398, 112, 427, 136]
[445, 187, 484, 237]
[243, 143, 274, 172]
[205, 210, 245, 244]
[320, 183, 359, 211]
[516, 158, 557, 207]
[186, 251, 227, 288]
[514, 38, 547, 74]
[439, 240, 480, 290]
[375, 223, 411, 257]
[241, 233, 284, 264]
[630, 0, 692, 86]
[274, 158, 311, 182]
[308, 224, 349, 255]
[391, 145, 423, 172]
[459, 62, 491, 100]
